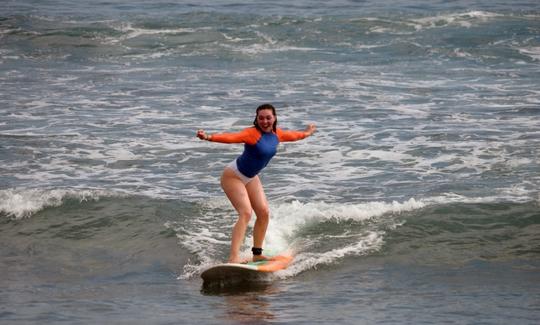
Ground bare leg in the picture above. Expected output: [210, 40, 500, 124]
[246, 176, 270, 261]
[221, 168, 252, 263]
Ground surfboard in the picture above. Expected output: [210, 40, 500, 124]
[201, 254, 293, 284]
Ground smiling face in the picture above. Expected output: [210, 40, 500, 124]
[256, 108, 276, 133]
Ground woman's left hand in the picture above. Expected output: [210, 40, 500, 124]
[305, 124, 316, 136]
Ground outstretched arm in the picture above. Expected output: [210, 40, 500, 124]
[277, 124, 316, 142]
[196, 127, 260, 144]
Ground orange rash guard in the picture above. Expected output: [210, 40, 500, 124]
[210, 127, 307, 178]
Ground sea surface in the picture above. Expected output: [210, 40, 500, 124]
[1, 0, 540, 324]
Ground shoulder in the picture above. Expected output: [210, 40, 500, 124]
[275, 127, 287, 138]
[242, 127, 262, 145]
[243, 126, 260, 135]
[275, 128, 288, 141]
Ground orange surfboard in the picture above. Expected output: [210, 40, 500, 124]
[201, 254, 293, 284]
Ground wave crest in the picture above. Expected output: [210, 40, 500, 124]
[0, 188, 119, 219]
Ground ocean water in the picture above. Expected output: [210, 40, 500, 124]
[1, 0, 540, 324]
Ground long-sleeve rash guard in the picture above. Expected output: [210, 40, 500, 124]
[210, 127, 307, 178]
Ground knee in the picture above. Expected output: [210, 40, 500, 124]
[255, 205, 270, 222]
[237, 210, 252, 224]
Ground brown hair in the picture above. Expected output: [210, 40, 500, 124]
[253, 103, 277, 132]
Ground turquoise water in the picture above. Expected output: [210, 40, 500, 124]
[1, 1, 539, 323]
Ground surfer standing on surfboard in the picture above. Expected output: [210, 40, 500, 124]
[197, 104, 316, 263]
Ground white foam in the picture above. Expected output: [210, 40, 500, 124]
[111, 22, 200, 39]
[518, 47, 540, 61]
[0, 188, 117, 219]
[177, 198, 425, 278]
[278, 231, 384, 278]
[267, 199, 424, 240]
[226, 43, 318, 56]
[104, 148, 137, 161]
[424, 192, 537, 205]
[412, 11, 502, 29]
[346, 149, 415, 163]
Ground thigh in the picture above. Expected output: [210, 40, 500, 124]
[221, 168, 252, 216]
[245, 176, 269, 216]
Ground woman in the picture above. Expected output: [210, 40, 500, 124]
[197, 104, 316, 263]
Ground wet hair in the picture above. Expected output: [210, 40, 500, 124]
[253, 103, 277, 132]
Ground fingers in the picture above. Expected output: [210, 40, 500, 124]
[306, 124, 316, 135]
[196, 129, 206, 139]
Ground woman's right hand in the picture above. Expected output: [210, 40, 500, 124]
[197, 129, 206, 140]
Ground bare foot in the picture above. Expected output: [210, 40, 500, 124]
[228, 256, 242, 264]
[253, 255, 269, 262]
